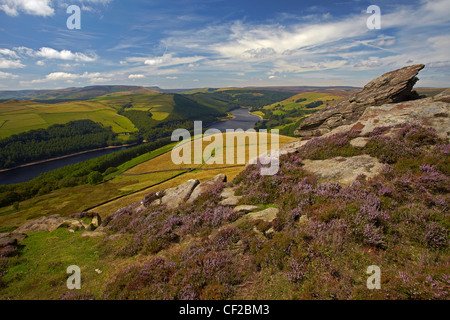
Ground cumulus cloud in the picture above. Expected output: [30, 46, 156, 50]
[24, 71, 110, 84]
[128, 74, 145, 79]
[0, 71, 18, 79]
[0, 48, 18, 58]
[34, 47, 97, 62]
[0, 58, 25, 68]
[0, 0, 54, 17]
[128, 53, 204, 69]
[0, 0, 113, 17]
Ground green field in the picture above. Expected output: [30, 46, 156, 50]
[0, 100, 137, 139]
[263, 91, 345, 111]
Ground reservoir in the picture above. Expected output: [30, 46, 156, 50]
[0, 108, 261, 185]
[0, 147, 127, 185]
[207, 108, 261, 132]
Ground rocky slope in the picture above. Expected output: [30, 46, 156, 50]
[294, 64, 426, 137]
[1, 65, 448, 300]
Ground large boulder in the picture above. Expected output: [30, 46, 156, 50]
[302, 155, 383, 186]
[160, 179, 200, 209]
[245, 207, 279, 223]
[13, 215, 89, 234]
[295, 64, 425, 137]
[325, 95, 450, 139]
[219, 187, 243, 206]
[186, 174, 227, 204]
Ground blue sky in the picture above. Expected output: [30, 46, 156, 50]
[0, 0, 449, 90]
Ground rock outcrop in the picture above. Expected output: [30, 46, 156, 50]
[13, 213, 102, 234]
[219, 187, 242, 206]
[159, 179, 200, 209]
[302, 155, 384, 186]
[324, 91, 450, 139]
[186, 174, 226, 204]
[295, 64, 425, 137]
[142, 174, 229, 209]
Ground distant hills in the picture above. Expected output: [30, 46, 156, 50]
[0, 85, 160, 102]
[0, 85, 364, 101]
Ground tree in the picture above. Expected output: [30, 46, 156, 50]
[88, 171, 103, 185]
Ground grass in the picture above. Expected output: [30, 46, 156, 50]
[263, 92, 344, 111]
[0, 228, 115, 299]
[0, 100, 137, 138]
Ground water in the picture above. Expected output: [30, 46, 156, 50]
[0, 147, 127, 185]
[207, 108, 261, 132]
[0, 108, 261, 185]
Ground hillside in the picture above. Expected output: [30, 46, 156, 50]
[0, 86, 161, 102]
[0, 65, 448, 300]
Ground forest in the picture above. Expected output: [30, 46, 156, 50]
[0, 120, 120, 170]
[0, 136, 173, 208]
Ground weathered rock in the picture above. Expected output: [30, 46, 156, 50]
[233, 205, 260, 213]
[278, 139, 308, 155]
[219, 197, 242, 206]
[326, 96, 449, 139]
[302, 155, 383, 185]
[160, 179, 200, 209]
[9, 233, 27, 243]
[14, 215, 88, 234]
[433, 88, 450, 103]
[245, 207, 279, 223]
[219, 187, 242, 206]
[81, 231, 106, 237]
[295, 64, 425, 137]
[91, 214, 101, 227]
[299, 215, 309, 225]
[350, 137, 370, 148]
[187, 174, 227, 204]
[0, 232, 26, 249]
[0, 237, 17, 248]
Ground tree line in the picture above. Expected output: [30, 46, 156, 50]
[0, 120, 119, 170]
[0, 136, 173, 208]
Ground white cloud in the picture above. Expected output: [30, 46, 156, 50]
[34, 47, 97, 62]
[0, 0, 113, 17]
[0, 48, 18, 58]
[144, 58, 164, 66]
[0, 58, 25, 68]
[129, 53, 205, 69]
[25, 71, 109, 84]
[166, 76, 178, 79]
[270, 59, 347, 74]
[36, 60, 45, 66]
[0, 0, 54, 17]
[128, 74, 145, 79]
[0, 71, 18, 79]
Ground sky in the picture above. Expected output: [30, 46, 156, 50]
[0, 0, 449, 90]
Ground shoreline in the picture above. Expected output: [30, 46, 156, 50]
[250, 112, 264, 121]
[0, 143, 138, 173]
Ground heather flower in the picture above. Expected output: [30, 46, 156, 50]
[424, 222, 448, 250]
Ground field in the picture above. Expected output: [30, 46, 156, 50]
[0, 100, 137, 139]
[0, 132, 294, 230]
[263, 91, 345, 112]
